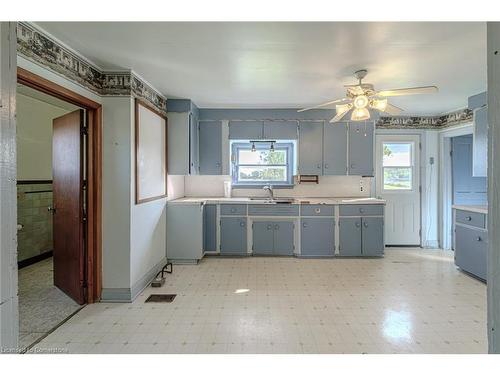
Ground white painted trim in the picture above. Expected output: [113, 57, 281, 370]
[438, 123, 473, 250]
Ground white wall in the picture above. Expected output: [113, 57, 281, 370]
[102, 96, 132, 290]
[16, 93, 70, 180]
[184, 175, 371, 198]
[0, 21, 18, 352]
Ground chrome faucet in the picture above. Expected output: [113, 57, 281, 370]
[263, 185, 274, 200]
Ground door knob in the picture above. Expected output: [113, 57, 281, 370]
[48, 206, 56, 214]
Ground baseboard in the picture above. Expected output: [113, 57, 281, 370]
[422, 240, 440, 249]
[130, 257, 168, 301]
[18, 251, 53, 269]
[100, 257, 168, 303]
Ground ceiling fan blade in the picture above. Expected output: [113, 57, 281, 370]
[381, 103, 404, 115]
[329, 104, 352, 123]
[297, 98, 351, 113]
[376, 86, 438, 97]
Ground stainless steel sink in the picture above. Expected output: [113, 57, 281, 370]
[248, 197, 295, 204]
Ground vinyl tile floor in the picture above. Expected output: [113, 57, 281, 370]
[18, 257, 82, 350]
[31, 249, 487, 354]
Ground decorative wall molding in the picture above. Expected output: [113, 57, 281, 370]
[375, 108, 473, 130]
[16, 22, 167, 115]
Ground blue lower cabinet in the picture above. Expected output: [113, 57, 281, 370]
[203, 204, 217, 252]
[339, 217, 362, 256]
[361, 217, 384, 256]
[220, 217, 247, 255]
[252, 221, 274, 255]
[300, 218, 335, 257]
[273, 221, 294, 256]
[455, 225, 487, 280]
[252, 220, 294, 255]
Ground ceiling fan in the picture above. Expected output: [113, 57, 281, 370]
[298, 69, 438, 122]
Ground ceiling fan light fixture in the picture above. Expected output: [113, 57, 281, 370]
[370, 98, 388, 112]
[353, 95, 369, 109]
[351, 107, 370, 121]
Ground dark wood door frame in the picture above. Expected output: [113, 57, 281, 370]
[17, 67, 102, 303]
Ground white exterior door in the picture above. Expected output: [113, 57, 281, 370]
[376, 135, 421, 245]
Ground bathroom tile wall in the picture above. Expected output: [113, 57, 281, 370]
[17, 182, 53, 262]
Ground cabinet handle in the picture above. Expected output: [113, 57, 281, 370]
[315, 208, 321, 214]
[359, 208, 364, 213]
[274, 224, 280, 230]
[216, 162, 221, 167]
[317, 164, 321, 169]
[267, 224, 273, 230]
[240, 221, 245, 227]
[355, 222, 361, 228]
[302, 222, 308, 228]
[364, 222, 368, 228]
[324, 164, 329, 169]
[231, 207, 236, 213]
[466, 216, 472, 221]
[477, 236, 482, 242]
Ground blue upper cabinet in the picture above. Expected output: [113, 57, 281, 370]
[323, 122, 348, 175]
[167, 99, 199, 175]
[298, 121, 324, 175]
[348, 122, 374, 176]
[199, 120, 222, 175]
[229, 120, 264, 139]
[263, 120, 298, 140]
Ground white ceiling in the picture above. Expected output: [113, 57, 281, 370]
[36, 22, 487, 115]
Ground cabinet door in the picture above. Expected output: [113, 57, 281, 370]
[199, 121, 222, 175]
[323, 122, 348, 175]
[229, 120, 263, 139]
[301, 218, 334, 256]
[361, 217, 384, 256]
[348, 122, 374, 176]
[203, 204, 217, 252]
[252, 221, 275, 255]
[189, 113, 199, 174]
[263, 120, 298, 140]
[339, 217, 362, 256]
[220, 217, 247, 255]
[298, 121, 323, 175]
[273, 221, 294, 255]
[455, 225, 487, 280]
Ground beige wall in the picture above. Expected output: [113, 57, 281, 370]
[16, 93, 70, 180]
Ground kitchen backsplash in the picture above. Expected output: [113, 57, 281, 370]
[184, 175, 372, 198]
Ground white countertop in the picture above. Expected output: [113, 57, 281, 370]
[452, 205, 488, 214]
[168, 197, 386, 205]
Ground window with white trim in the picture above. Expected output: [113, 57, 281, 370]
[382, 142, 414, 190]
[231, 141, 294, 187]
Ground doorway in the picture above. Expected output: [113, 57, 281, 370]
[375, 134, 421, 246]
[16, 68, 102, 350]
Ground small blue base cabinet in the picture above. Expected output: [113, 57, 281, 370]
[454, 208, 487, 281]
[220, 217, 247, 255]
[300, 218, 335, 257]
[252, 221, 294, 256]
[338, 204, 384, 257]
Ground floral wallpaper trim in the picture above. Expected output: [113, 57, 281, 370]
[17, 22, 167, 115]
[375, 108, 473, 129]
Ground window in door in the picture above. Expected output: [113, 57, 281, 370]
[382, 142, 414, 191]
[231, 141, 294, 187]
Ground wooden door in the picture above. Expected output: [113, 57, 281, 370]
[52, 109, 86, 304]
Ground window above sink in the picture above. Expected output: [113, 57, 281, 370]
[230, 140, 296, 188]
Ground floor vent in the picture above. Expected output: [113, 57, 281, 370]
[145, 294, 176, 303]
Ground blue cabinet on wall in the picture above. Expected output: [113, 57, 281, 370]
[348, 122, 374, 176]
[252, 221, 294, 256]
[300, 218, 335, 256]
[298, 121, 324, 174]
[220, 217, 247, 255]
[323, 122, 348, 175]
[229, 120, 264, 139]
[199, 120, 222, 175]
